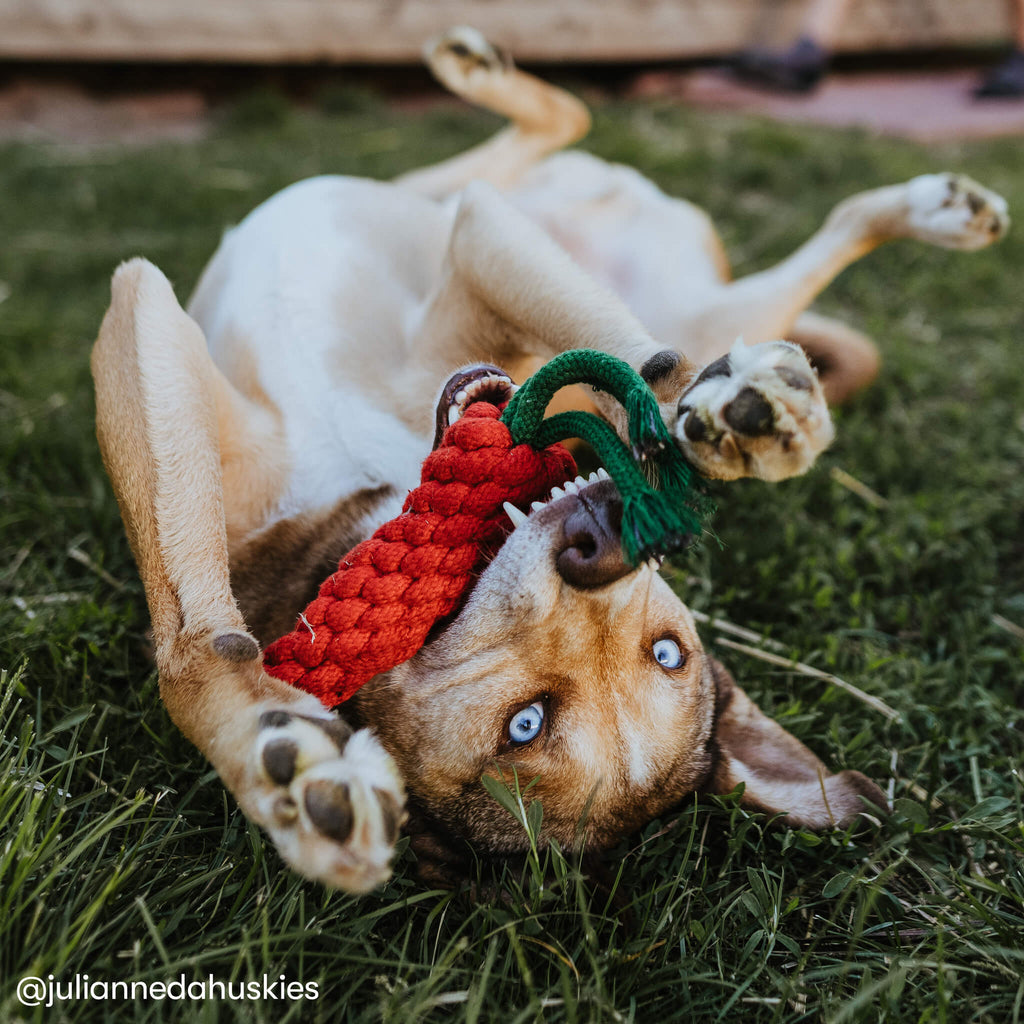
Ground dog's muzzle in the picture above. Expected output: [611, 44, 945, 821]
[554, 482, 631, 588]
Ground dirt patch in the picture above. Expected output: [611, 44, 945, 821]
[2, 65, 1023, 145]
[0, 79, 208, 143]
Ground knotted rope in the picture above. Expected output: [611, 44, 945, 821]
[263, 351, 712, 707]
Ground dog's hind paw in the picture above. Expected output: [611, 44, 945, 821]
[903, 173, 1009, 250]
[674, 339, 834, 481]
[249, 708, 406, 892]
[424, 26, 513, 90]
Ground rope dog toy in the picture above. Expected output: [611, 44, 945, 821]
[263, 350, 712, 707]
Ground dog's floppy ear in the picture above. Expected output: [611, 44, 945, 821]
[705, 659, 887, 827]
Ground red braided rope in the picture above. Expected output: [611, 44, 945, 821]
[263, 401, 576, 707]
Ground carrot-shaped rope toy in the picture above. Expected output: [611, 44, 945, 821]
[263, 350, 713, 707]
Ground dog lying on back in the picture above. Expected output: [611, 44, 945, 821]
[91, 29, 1007, 892]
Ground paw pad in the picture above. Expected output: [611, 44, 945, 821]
[248, 706, 406, 891]
[723, 387, 775, 436]
[261, 737, 299, 785]
[303, 779, 354, 843]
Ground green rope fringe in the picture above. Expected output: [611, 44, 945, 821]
[500, 350, 715, 564]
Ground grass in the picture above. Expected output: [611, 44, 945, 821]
[1, 80, 1023, 1022]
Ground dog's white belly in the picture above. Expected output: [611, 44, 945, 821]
[188, 175, 452, 523]
[272, 393, 423, 524]
[506, 152, 728, 345]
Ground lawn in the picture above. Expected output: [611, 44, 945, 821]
[1, 81, 1022, 1023]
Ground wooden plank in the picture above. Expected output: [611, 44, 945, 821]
[0, 0, 1013, 64]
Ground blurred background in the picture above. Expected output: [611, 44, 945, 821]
[2, 0, 1024, 142]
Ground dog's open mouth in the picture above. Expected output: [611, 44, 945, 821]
[432, 364, 519, 449]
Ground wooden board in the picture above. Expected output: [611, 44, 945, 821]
[0, 0, 1013, 64]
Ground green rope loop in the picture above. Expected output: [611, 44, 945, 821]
[501, 349, 673, 456]
[500, 350, 714, 564]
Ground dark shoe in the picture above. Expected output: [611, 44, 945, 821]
[732, 36, 830, 93]
[974, 49, 1024, 99]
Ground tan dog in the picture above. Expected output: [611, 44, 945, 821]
[91, 32, 1007, 893]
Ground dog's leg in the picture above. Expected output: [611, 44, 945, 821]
[397, 26, 591, 199]
[417, 182, 666, 371]
[412, 183, 833, 481]
[681, 174, 1009, 360]
[92, 259, 404, 892]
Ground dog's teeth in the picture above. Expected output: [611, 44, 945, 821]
[530, 500, 546, 512]
[447, 404, 461, 425]
[455, 389, 468, 404]
[596, 467, 610, 481]
[550, 486, 566, 500]
[586, 470, 601, 484]
[574, 475, 588, 488]
[564, 480, 579, 495]
[502, 501, 529, 528]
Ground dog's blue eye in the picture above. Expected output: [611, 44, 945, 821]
[509, 702, 544, 744]
[653, 637, 684, 669]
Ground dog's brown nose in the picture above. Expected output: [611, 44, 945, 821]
[555, 488, 632, 588]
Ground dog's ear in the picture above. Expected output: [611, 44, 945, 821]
[705, 659, 887, 827]
[402, 803, 478, 889]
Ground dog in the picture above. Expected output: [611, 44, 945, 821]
[90, 29, 1008, 893]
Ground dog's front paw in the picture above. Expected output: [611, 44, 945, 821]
[904, 173, 1009, 250]
[249, 708, 405, 892]
[674, 340, 834, 481]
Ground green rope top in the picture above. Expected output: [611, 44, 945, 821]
[499, 349, 714, 565]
